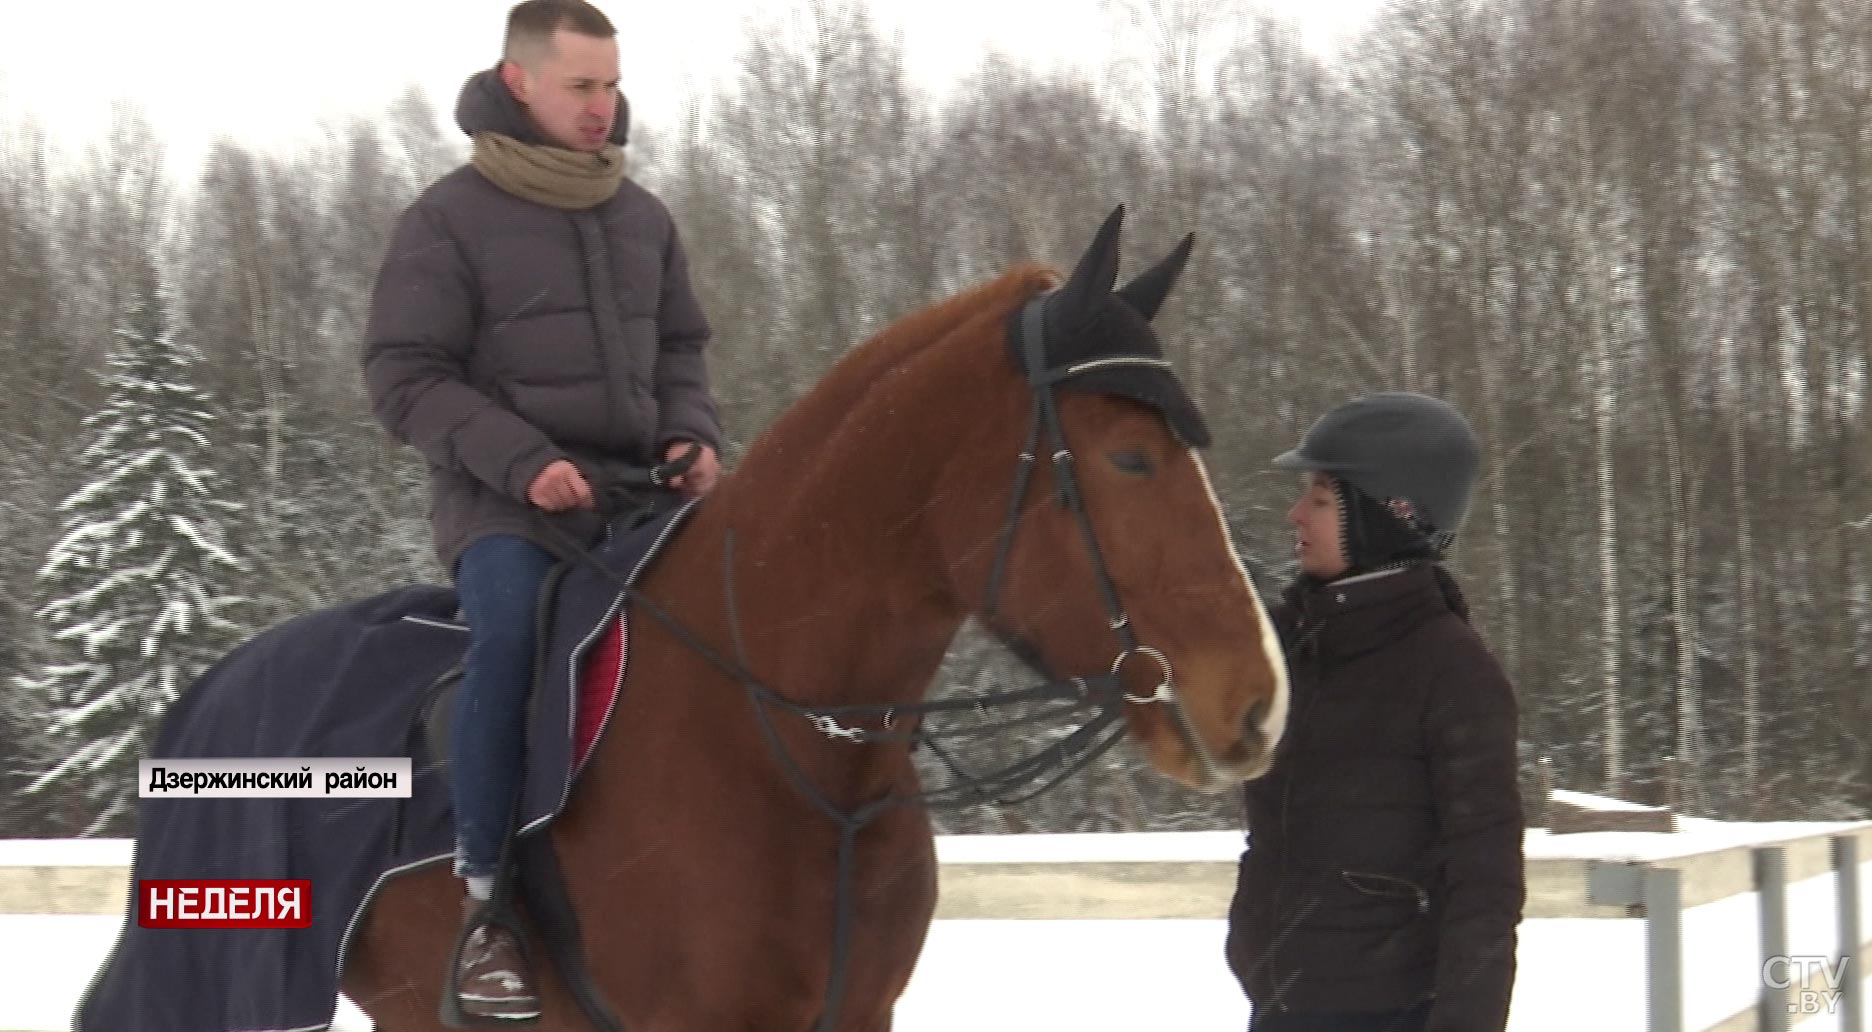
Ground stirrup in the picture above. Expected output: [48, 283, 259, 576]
[439, 896, 541, 1027]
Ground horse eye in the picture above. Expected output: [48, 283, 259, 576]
[1108, 450, 1154, 476]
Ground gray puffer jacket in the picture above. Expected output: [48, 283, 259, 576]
[362, 68, 718, 574]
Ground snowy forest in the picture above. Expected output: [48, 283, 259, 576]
[0, 0, 1866, 838]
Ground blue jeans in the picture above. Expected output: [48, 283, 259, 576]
[450, 534, 560, 879]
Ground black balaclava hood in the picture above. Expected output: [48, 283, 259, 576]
[1333, 477, 1442, 576]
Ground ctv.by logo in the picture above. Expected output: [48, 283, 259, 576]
[1763, 955, 1848, 1015]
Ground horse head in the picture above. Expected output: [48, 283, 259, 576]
[932, 206, 1289, 790]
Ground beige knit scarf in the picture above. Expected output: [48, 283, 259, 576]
[471, 131, 626, 210]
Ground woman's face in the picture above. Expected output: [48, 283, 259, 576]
[1286, 473, 1349, 579]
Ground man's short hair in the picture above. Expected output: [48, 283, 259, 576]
[503, 0, 617, 67]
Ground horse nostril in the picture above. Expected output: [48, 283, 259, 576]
[1224, 697, 1277, 781]
[1244, 696, 1272, 732]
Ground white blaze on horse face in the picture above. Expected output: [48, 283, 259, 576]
[1191, 452, 1290, 767]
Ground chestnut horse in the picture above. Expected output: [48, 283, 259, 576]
[339, 207, 1290, 1031]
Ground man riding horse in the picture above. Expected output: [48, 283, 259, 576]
[361, 0, 723, 1017]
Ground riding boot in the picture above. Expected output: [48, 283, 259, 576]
[456, 895, 542, 1021]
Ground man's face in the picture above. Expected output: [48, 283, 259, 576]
[501, 29, 620, 153]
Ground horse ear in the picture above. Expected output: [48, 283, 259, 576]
[1054, 205, 1126, 328]
[1116, 232, 1195, 322]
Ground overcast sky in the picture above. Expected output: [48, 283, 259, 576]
[0, 0, 1382, 169]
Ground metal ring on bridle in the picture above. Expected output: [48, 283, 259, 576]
[1112, 645, 1175, 705]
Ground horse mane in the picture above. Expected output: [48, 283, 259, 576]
[765, 264, 1061, 437]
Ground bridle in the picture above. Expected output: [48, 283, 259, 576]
[974, 290, 1224, 784]
[531, 287, 1225, 1032]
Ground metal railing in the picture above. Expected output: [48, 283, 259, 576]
[1582, 827, 1872, 1032]
[4, 825, 1870, 1030]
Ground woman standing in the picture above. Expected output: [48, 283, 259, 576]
[1227, 392, 1525, 1032]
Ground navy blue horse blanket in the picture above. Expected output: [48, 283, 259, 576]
[74, 501, 697, 1032]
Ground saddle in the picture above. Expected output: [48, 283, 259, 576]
[414, 492, 678, 779]
[418, 493, 685, 1030]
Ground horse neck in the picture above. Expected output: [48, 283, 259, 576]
[583, 272, 1050, 813]
[673, 273, 1048, 714]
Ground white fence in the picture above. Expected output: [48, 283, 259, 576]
[4, 825, 1872, 1031]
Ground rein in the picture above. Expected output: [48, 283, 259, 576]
[528, 289, 1210, 1032]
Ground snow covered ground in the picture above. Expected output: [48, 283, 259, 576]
[0, 908, 1859, 1031]
[3, 823, 1870, 1031]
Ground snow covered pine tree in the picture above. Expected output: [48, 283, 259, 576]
[13, 288, 249, 836]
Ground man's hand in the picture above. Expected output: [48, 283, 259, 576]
[527, 459, 594, 512]
[664, 441, 721, 498]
